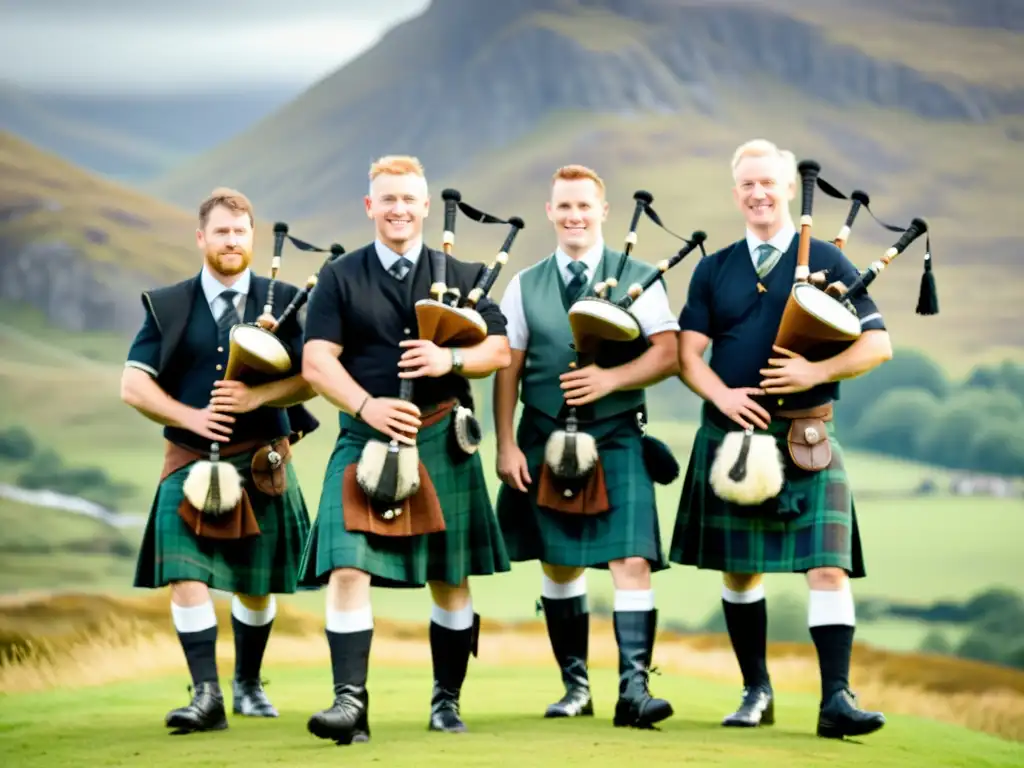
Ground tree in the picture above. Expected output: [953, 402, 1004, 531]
[915, 389, 1023, 469]
[966, 421, 1024, 477]
[847, 388, 941, 458]
[0, 426, 35, 461]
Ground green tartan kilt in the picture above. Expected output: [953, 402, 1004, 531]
[669, 408, 865, 577]
[297, 407, 511, 589]
[495, 405, 667, 571]
[133, 448, 313, 595]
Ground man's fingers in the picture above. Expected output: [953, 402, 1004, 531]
[518, 464, 532, 487]
[208, 411, 236, 424]
[741, 406, 769, 430]
[392, 401, 422, 417]
[390, 410, 422, 428]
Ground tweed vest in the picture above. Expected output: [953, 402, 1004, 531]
[519, 247, 657, 421]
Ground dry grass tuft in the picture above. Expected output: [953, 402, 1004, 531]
[2, 591, 1022, 742]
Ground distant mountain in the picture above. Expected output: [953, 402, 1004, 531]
[0, 81, 302, 182]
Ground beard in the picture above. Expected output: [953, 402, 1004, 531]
[206, 248, 252, 276]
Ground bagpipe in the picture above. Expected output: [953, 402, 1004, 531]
[543, 190, 708, 500]
[354, 189, 525, 519]
[182, 223, 346, 516]
[711, 158, 938, 507]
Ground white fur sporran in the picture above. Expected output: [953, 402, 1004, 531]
[708, 428, 785, 505]
[543, 424, 599, 492]
[355, 438, 420, 513]
[182, 445, 244, 515]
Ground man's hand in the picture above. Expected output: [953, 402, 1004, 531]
[182, 406, 235, 443]
[398, 339, 453, 379]
[759, 345, 825, 395]
[497, 442, 532, 492]
[359, 397, 422, 446]
[711, 387, 771, 430]
[560, 364, 618, 406]
[210, 380, 264, 414]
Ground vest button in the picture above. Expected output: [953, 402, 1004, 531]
[403, 327, 411, 335]
[216, 364, 223, 371]
[217, 346, 224, 353]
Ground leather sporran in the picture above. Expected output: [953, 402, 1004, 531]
[251, 438, 291, 496]
[341, 462, 447, 538]
[537, 456, 610, 515]
[787, 418, 832, 471]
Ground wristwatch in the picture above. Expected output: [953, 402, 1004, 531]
[450, 348, 464, 374]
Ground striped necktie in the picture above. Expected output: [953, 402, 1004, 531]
[754, 244, 782, 278]
[564, 260, 588, 304]
[389, 256, 413, 281]
[216, 290, 239, 340]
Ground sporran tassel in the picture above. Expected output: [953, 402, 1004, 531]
[915, 245, 938, 316]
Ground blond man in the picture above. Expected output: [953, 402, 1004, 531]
[670, 139, 890, 738]
[298, 155, 512, 744]
[121, 188, 317, 733]
[493, 165, 678, 729]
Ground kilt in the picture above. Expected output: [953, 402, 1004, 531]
[133, 449, 312, 595]
[297, 407, 510, 589]
[669, 407, 865, 577]
[495, 405, 667, 571]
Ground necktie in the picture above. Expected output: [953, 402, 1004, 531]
[564, 260, 588, 304]
[754, 244, 781, 278]
[216, 290, 239, 339]
[389, 256, 413, 281]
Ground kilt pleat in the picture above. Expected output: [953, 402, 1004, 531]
[495, 406, 667, 571]
[298, 408, 511, 589]
[669, 410, 865, 577]
[133, 452, 312, 595]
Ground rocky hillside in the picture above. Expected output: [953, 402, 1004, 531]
[147, 0, 1024, 220]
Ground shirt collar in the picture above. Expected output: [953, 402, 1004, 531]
[374, 238, 423, 271]
[746, 222, 796, 257]
[200, 264, 250, 306]
[554, 239, 605, 278]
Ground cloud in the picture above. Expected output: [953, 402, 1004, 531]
[0, 0, 431, 93]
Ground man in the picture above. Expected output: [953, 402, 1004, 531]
[493, 165, 678, 729]
[670, 138, 891, 739]
[299, 155, 512, 745]
[121, 187, 317, 734]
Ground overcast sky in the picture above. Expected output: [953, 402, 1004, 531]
[0, 0, 431, 94]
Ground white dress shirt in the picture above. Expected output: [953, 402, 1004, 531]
[745, 222, 796, 266]
[499, 239, 680, 352]
[374, 237, 423, 273]
[201, 263, 250, 319]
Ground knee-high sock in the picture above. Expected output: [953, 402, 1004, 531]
[430, 600, 476, 694]
[541, 574, 589, 689]
[808, 582, 856, 702]
[172, 600, 218, 687]
[721, 584, 770, 689]
[231, 595, 276, 682]
[325, 604, 373, 695]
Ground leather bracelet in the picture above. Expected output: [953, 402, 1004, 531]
[355, 394, 370, 421]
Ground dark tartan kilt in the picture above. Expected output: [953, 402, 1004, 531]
[669, 409, 865, 577]
[133, 450, 312, 595]
[495, 405, 667, 571]
[298, 407, 511, 589]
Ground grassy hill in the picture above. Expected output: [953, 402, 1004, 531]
[1, 592, 1023, 762]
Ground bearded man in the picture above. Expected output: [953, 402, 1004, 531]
[121, 187, 318, 735]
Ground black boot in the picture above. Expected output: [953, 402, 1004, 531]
[307, 629, 372, 745]
[721, 596, 773, 727]
[231, 612, 277, 717]
[541, 595, 593, 718]
[722, 684, 774, 727]
[427, 616, 479, 733]
[165, 681, 228, 735]
[817, 689, 886, 739]
[612, 610, 673, 729]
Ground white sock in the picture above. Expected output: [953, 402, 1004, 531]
[171, 600, 217, 634]
[722, 583, 766, 604]
[541, 573, 587, 600]
[431, 600, 475, 631]
[613, 588, 655, 612]
[231, 595, 276, 626]
[808, 582, 856, 627]
[326, 603, 373, 634]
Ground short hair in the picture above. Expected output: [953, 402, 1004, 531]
[730, 139, 796, 184]
[551, 164, 606, 197]
[368, 155, 426, 190]
[198, 187, 254, 229]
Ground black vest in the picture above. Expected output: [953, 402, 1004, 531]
[142, 273, 318, 452]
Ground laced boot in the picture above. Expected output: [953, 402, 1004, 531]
[611, 609, 673, 729]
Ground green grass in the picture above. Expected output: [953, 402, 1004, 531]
[1, 664, 1021, 767]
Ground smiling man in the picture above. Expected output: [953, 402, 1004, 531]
[493, 164, 679, 730]
[670, 139, 892, 739]
[298, 155, 512, 745]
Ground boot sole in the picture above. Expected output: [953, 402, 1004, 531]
[166, 717, 228, 735]
[817, 718, 885, 739]
[307, 717, 370, 745]
[613, 702, 674, 728]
